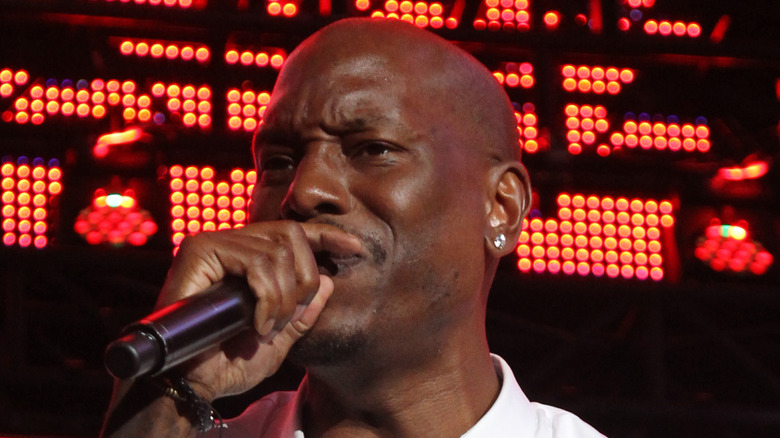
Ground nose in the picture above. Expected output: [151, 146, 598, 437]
[280, 146, 351, 220]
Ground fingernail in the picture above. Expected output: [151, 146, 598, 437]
[260, 318, 275, 336]
[260, 328, 281, 344]
[291, 304, 307, 322]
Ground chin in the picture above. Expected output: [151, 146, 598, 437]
[287, 325, 369, 367]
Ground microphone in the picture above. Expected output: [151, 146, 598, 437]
[104, 276, 255, 379]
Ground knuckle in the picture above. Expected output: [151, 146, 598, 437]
[249, 251, 273, 270]
[177, 231, 211, 253]
[280, 220, 305, 239]
[299, 268, 319, 291]
[275, 243, 294, 264]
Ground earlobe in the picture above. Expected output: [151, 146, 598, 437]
[485, 163, 532, 256]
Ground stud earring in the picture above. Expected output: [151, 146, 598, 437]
[493, 233, 506, 250]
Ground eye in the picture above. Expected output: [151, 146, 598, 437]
[260, 155, 295, 171]
[353, 141, 394, 158]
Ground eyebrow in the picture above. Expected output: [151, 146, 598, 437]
[255, 113, 394, 145]
[320, 114, 392, 135]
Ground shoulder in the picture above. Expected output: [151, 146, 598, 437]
[465, 354, 606, 438]
[527, 402, 606, 438]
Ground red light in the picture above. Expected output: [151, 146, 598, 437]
[270, 54, 285, 68]
[543, 11, 560, 28]
[179, 46, 194, 60]
[14, 70, 29, 85]
[0, 69, 12, 84]
[687, 23, 701, 38]
[150, 43, 164, 58]
[268, 1, 282, 15]
[162, 45, 179, 59]
[195, 47, 210, 62]
[658, 21, 672, 36]
[134, 42, 149, 56]
[644, 20, 658, 34]
[672, 21, 686, 36]
[282, 3, 297, 16]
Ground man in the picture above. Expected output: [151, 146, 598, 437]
[101, 18, 605, 437]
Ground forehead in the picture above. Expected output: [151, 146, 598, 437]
[257, 53, 416, 138]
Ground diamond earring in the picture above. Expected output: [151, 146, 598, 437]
[493, 233, 506, 250]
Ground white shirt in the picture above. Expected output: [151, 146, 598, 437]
[212, 354, 605, 437]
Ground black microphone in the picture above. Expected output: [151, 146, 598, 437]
[104, 276, 255, 379]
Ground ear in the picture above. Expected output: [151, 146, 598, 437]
[484, 162, 532, 256]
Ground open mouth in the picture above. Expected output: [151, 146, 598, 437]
[314, 251, 363, 277]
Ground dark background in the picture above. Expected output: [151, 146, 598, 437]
[1, 1, 778, 437]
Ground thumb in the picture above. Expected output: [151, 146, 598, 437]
[275, 275, 334, 345]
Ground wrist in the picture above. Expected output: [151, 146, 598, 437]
[162, 376, 225, 433]
[101, 379, 193, 438]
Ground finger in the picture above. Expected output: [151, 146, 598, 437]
[269, 275, 335, 346]
[302, 224, 363, 255]
[244, 252, 284, 337]
[158, 231, 254, 307]
[255, 234, 298, 334]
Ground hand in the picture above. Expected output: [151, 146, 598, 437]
[156, 220, 363, 401]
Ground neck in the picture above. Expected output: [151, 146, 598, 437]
[301, 328, 499, 438]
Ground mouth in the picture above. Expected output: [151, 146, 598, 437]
[315, 251, 364, 277]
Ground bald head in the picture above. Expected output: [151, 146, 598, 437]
[249, 18, 532, 369]
[271, 18, 521, 164]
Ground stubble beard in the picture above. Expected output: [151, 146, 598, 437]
[287, 325, 370, 367]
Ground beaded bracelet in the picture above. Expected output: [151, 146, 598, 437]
[163, 376, 226, 435]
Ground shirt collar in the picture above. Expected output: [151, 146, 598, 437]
[460, 354, 540, 437]
[285, 355, 540, 438]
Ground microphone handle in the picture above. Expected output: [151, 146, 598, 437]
[104, 276, 255, 379]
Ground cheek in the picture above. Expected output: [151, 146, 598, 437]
[249, 187, 286, 222]
[357, 166, 481, 263]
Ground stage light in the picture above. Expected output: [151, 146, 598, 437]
[563, 64, 633, 95]
[195, 47, 210, 62]
[98, 0, 197, 8]
[543, 11, 560, 29]
[150, 43, 165, 58]
[718, 159, 769, 181]
[227, 87, 271, 132]
[687, 22, 701, 37]
[1, 158, 61, 249]
[169, 165, 257, 252]
[164, 45, 179, 59]
[517, 193, 674, 280]
[696, 219, 774, 275]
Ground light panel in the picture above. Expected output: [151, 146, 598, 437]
[695, 219, 773, 275]
[226, 88, 271, 133]
[564, 104, 711, 156]
[267, 0, 300, 17]
[360, 0, 461, 29]
[474, 0, 530, 32]
[618, 0, 701, 38]
[117, 38, 211, 63]
[514, 103, 543, 154]
[1, 157, 61, 249]
[95, 0, 202, 9]
[562, 64, 634, 95]
[494, 62, 535, 89]
[169, 165, 256, 253]
[516, 193, 675, 281]
[73, 188, 158, 247]
[225, 48, 286, 69]
[3, 78, 211, 129]
[0, 68, 29, 103]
